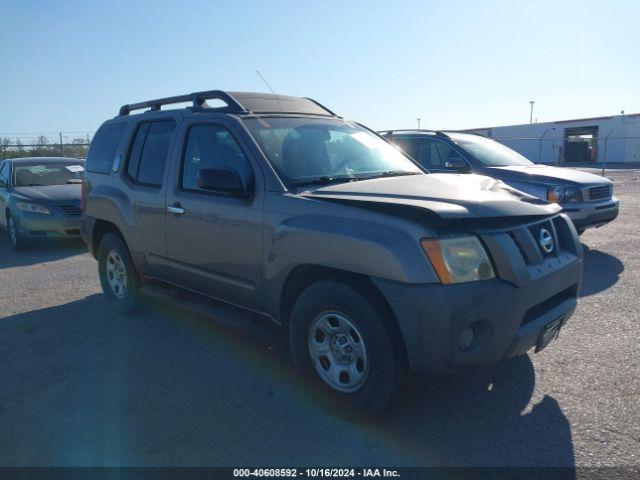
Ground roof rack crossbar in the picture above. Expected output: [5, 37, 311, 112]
[119, 94, 192, 116]
[378, 129, 440, 135]
[118, 90, 248, 116]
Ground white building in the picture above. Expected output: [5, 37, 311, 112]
[463, 112, 640, 165]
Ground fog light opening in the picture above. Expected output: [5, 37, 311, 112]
[458, 321, 490, 352]
[458, 326, 475, 351]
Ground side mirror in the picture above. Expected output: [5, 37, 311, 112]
[444, 156, 470, 172]
[197, 167, 252, 197]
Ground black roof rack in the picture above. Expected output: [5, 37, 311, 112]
[378, 129, 447, 137]
[118, 90, 338, 117]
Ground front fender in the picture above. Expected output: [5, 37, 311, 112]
[262, 213, 439, 320]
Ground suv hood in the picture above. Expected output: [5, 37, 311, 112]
[303, 173, 560, 219]
[488, 164, 613, 187]
[12, 184, 81, 203]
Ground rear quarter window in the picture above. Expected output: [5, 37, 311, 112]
[86, 123, 127, 173]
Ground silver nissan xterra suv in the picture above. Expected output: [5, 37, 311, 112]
[82, 90, 583, 417]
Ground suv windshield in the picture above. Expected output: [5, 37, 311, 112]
[13, 162, 84, 187]
[244, 117, 422, 187]
[447, 133, 533, 167]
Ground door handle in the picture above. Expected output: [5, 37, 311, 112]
[167, 203, 185, 215]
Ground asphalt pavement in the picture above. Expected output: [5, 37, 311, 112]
[0, 169, 638, 467]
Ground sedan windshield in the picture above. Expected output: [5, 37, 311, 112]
[447, 133, 533, 167]
[13, 162, 84, 187]
[243, 118, 423, 188]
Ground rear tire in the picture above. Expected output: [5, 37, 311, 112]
[289, 279, 401, 418]
[6, 212, 28, 250]
[98, 233, 140, 315]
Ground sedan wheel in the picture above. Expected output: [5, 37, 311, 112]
[6, 213, 26, 250]
[8, 215, 17, 246]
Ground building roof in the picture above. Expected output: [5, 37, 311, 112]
[462, 112, 640, 132]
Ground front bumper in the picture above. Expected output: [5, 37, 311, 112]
[373, 214, 583, 374]
[374, 258, 581, 374]
[562, 197, 619, 230]
[14, 211, 82, 239]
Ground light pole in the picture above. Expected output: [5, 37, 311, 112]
[417, 118, 421, 130]
[529, 101, 535, 124]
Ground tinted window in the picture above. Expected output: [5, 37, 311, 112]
[86, 123, 126, 173]
[127, 120, 175, 187]
[127, 123, 149, 180]
[393, 137, 425, 163]
[430, 141, 463, 168]
[182, 125, 252, 192]
[0, 163, 9, 185]
[394, 137, 463, 169]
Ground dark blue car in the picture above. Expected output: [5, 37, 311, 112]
[381, 130, 619, 234]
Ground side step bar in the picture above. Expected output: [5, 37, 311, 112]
[139, 281, 268, 332]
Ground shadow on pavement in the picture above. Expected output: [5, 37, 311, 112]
[580, 244, 624, 297]
[0, 293, 574, 469]
[0, 233, 86, 269]
[371, 357, 575, 468]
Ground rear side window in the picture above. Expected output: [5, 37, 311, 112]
[393, 137, 463, 169]
[393, 137, 422, 162]
[126, 120, 176, 187]
[86, 123, 126, 173]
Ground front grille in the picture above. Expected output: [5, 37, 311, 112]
[501, 215, 578, 266]
[521, 285, 577, 326]
[56, 204, 82, 216]
[587, 185, 612, 201]
[480, 214, 580, 287]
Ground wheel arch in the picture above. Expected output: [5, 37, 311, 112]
[279, 264, 409, 368]
[91, 219, 126, 258]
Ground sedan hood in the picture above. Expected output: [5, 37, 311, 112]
[488, 164, 613, 186]
[303, 173, 561, 219]
[12, 184, 81, 203]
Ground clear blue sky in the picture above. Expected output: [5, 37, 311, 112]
[1, 0, 638, 137]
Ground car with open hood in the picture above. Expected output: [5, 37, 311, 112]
[82, 91, 583, 417]
[0, 157, 84, 249]
[381, 130, 619, 234]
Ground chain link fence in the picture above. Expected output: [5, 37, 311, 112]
[0, 132, 93, 160]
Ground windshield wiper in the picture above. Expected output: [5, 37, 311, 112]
[360, 170, 423, 180]
[292, 175, 357, 188]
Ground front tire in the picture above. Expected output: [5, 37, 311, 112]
[98, 233, 140, 315]
[289, 279, 401, 418]
[6, 212, 27, 250]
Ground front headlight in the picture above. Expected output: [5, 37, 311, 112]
[547, 186, 582, 204]
[421, 236, 495, 284]
[16, 202, 51, 215]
